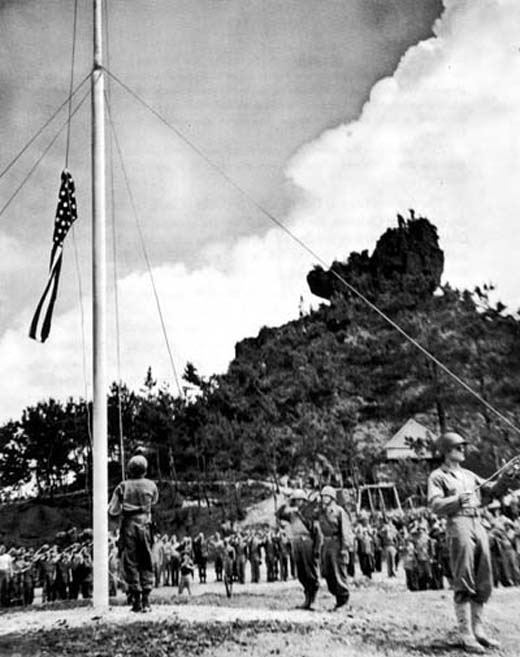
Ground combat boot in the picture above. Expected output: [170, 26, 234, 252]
[141, 589, 152, 613]
[131, 590, 142, 613]
[471, 602, 500, 649]
[307, 590, 317, 611]
[454, 602, 486, 654]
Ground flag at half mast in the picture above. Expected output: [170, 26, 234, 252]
[29, 170, 78, 343]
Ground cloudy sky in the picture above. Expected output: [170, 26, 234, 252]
[1, 0, 518, 422]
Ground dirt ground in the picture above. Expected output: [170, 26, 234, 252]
[0, 570, 518, 657]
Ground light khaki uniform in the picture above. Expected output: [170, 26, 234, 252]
[428, 465, 492, 604]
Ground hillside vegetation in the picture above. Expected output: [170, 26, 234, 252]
[2, 212, 520, 516]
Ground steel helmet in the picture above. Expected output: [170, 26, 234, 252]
[436, 432, 467, 455]
[320, 485, 336, 501]
[127, 454, 148, 476]
[289, 489, 307, 501]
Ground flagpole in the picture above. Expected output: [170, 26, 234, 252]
[92, 0, 109, 609]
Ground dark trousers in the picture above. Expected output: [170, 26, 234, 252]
[321, 538, 349, 604]
[292, 536, 320, 599]
[121, 518, 154, 593]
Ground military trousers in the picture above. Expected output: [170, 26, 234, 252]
[321, 537, 349, 604]
[292, 536, 320, 597]
[120, 517, 154, 593]
[447, 517, 492, 604]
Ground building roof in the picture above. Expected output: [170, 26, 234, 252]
[384, 419, 436, 461]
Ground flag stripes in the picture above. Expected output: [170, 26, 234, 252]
[29, 170, 78, 343]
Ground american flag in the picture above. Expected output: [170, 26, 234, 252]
[29, 170, 78, 342]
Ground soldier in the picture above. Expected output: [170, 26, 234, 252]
[428, 431, 503, 653]
[264, 530, 277, 582]
[178, 551, 195, 596]
[380, 517, 398, 578]
[319, 486, 354, 610]
[414, 525, 433, 590]
[356, 514, 375, 579]
[277, 528, 291, 582]
[276, 489, 322, 610]
[151, 532, 165, 588]
[37, 546, 56, 603]
[108, 453, 159, 613]
[0, 544, 13, 607]
[193, 532, 209, 584]
[248, 531, 263, 584]
[222, 537, 236, 598]
[232, 532, 248, 584]
[169, 535, 181, 587]
[402, 534, 418, 591]
[211, 532, 224, 582]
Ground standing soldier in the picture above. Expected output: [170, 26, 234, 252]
[222, 537, 236, 598]
[193, 532, 209, 584]
[277, 527, 291, 582]
[428, 432, 505, 653]
[380, 517, 398, 578]
[318, 486, 353, 610]
[108, 454, 159, 613]
[264, 531, 277, 582]
[232, 532, 248, 585]
[211, 532, 224, 582]
[248, 532, 263, 584]
[276, 489, 322, 610]
[356, 514, 375, 579]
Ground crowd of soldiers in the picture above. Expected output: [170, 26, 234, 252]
[1, 499, 520, 610]
[0, 529, 94, 608]
[1, 499, 520, 609]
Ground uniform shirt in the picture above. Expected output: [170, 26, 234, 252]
[427, 465, 483, 518]
[414, 532, 432, 561]
[380, 522, 398, 547]
[108, 477, 158, 521]
[319, 502, 354, 557]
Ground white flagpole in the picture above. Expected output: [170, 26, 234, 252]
[92, 0, 109, 609]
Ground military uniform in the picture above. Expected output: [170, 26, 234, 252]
[428, 464, 492, 604]
[428, 432, 502, 653]
[277, 496, 322, 609]
[108, 457, 158, 612]
[318, 491, 353, 609]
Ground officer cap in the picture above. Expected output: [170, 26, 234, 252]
[436, 432, 467, 455]
[289, 489, 307, 501]
[128, 454, 148, 476]
[320, 485, 336, 501]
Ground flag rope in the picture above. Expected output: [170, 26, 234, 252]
[65, 0, 79, 170]
[64, 0, 93, 451]
[104, 92, 184, 400]
[104, 0, 126, 479]
[103, 67, 520, 437]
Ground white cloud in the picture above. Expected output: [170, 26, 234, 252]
[288, 0, 520, 305]
[2, 0, 520, 422]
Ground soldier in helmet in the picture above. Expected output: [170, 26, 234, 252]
[318, 485, 354, 610]
[427, 431, 503, 653]
[276, 489, 322, 610]
[108, 453, 158, 613]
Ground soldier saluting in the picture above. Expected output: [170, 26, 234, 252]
[276, 489, 322, 610]
[427, 432, 504, 653]
[108, 453, 158, 613]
